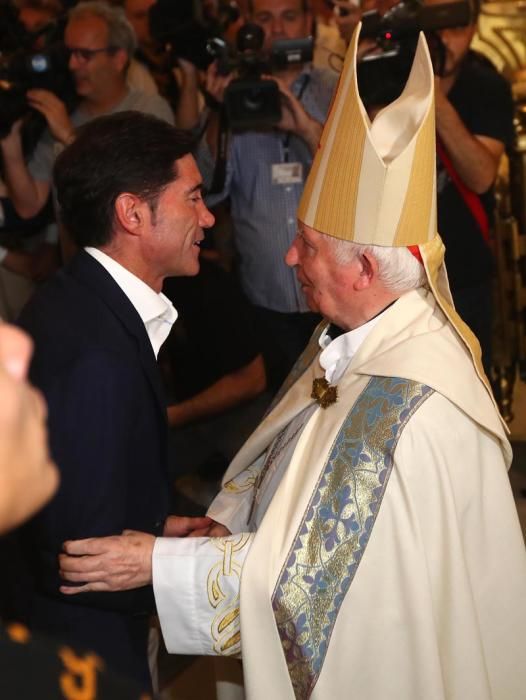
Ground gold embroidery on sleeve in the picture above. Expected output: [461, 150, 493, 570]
[207, 533, 251, 657]
[223, 465, 260, 493]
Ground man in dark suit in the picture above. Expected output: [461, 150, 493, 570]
[16, 111, 214, 689]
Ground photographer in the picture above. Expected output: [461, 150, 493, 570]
[0, 1, 66, 316]
[118, 0, 202, 129]
[331, 0, 399, 44]
[335, 0, 512, 373]
[200, 0, 338, 390]
[15, 0, 64, 37]
[428, 0, 513, 373]
[0, 1, 173, 232]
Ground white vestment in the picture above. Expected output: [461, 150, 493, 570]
[153, 288, 526, 700]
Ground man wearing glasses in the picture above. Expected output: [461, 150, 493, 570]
[0, 1, 173, 237]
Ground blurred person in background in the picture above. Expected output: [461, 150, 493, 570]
[117, 0, 202, 128]
[199, 0, 338, 391]
[0, 0, 173, 262]
[426, 0, 513, 374]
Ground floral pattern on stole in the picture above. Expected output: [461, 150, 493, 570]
[271, 376, 433, 699]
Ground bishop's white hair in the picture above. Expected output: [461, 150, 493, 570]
[324, 235, 426, 293]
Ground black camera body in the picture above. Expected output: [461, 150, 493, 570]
[214, 24, 314, 131]
[148, 0, 314, 131]
[149, 0, 242, 71]
[0, 13, 76, 147]
[357, 0, 471, 109]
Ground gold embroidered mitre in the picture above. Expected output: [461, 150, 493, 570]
[298, 24, 495, 402]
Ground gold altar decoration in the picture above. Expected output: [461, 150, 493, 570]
[473, 1, 526, 78]
[476, 1, 526, 421]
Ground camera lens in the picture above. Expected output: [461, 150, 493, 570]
[236, 23, 264, 52]
[243, 87, 267, 112]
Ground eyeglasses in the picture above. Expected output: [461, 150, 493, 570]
[65, 46, 117, 63]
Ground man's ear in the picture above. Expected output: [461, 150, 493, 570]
[114, 193, 149, 236]
[112, 48, 129, 74]
[354, 252, 377, 290]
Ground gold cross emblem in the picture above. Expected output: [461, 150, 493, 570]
[311, 377, 338, 408]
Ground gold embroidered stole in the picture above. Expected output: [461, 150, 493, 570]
[271, 376, 433, 700]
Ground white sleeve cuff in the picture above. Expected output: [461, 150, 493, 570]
[153, 534, 253, 657]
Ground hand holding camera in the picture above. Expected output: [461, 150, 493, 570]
[26, 89, 74, 145]
[204, 59, 235, 110]
[328, 0, 363, 44]
[266, 74, 322, 152]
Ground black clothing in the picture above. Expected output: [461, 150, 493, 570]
[162, 260, 270, 509]
[437, 50, 513, 292]
[252, 306, 321, 391]
[0, 622, 146, 699]
[437, 51, 513, 373]
[162, 259, 261, 400]
[16, 251, 171, 689]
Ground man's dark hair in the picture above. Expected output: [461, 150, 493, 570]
[54, 111, 195, 248]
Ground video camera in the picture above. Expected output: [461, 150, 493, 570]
[146, 0, 241, 108]
[357, 0, 471, 108]
[148, 0, 313, 130]
[148, 0, 241, 71]
[208, 24, 314, 131]
[0, 4, 76, 150]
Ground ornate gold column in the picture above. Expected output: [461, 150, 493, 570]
[472, 1, 526, 420]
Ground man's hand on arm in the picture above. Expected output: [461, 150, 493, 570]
[162, 515, 215, 536]
[164, 515, 231, 538]
[59, 518, 232, 593]
[189, 522, 231, 537]
[434, 78, 504, 194]
[59, 530, 155, 593]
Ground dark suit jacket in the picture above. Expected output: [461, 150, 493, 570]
[16, 251, 171, 688]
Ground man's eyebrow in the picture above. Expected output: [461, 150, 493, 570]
[303, 231, 318, 249]
[187, 183, 203, 194]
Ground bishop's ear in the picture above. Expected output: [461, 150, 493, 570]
[354, 252, 377, 290]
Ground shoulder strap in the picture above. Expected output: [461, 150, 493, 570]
[436, 136, 490, 244]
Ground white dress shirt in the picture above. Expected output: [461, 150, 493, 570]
[85, 247, 177, 358]
[318, 312, 383, 384]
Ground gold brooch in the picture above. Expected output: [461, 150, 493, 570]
[311, 377, 338, 408]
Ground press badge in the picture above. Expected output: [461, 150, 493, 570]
[271, 162, 303, 185]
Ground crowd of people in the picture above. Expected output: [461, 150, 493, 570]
[0, 0, 524, 698]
